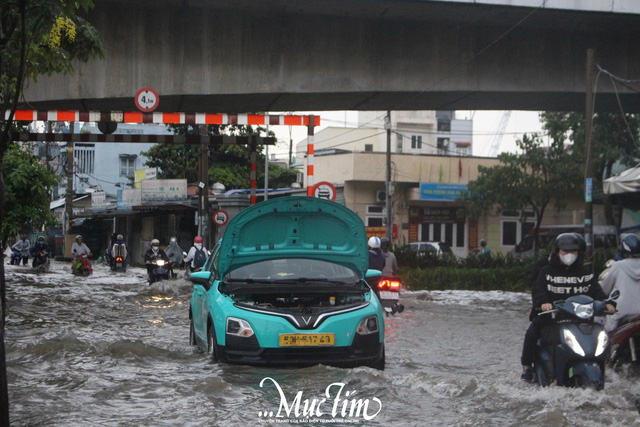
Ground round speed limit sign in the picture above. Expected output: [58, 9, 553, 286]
[135, 87, 160, 112]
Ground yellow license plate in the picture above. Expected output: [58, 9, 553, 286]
[279, 333, 335, 347]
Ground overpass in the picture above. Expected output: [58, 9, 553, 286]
[21, 0, 640, 114]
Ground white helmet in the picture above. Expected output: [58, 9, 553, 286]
[368, 236, 381, 249]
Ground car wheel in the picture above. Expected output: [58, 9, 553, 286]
[369, 344, 385, 371]
[189, 317, 197, 346]
[207, 324, 219, 362]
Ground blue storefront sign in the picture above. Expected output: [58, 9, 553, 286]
[419, 183, 467, 201]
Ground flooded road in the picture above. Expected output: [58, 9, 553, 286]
[6, 260, 640, 426]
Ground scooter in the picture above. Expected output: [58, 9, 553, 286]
[32, 250, 50, 272]
[148, 258, 170, 284]
[111, 243, 127, 272]
[10, 251, 24, 266]
[72, 253, 93, 275]
[376, 276, 405, 315]
[533, 293, 616, 390]
[607, 313, 640, 369]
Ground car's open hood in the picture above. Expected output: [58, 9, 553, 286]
[217, 196, 369, 278]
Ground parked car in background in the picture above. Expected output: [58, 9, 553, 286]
[407, 241, 454, 259]
[188, 196, 385, 369]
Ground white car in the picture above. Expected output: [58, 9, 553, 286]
[407, 241, 454, 259]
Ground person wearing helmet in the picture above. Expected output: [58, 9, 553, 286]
[380, 237, 397, 276]
[71, 235, 92, 273]
[184, 236, 208, 273]
[165, 237, 184, 275]
[30, 235, 49, 268]
[110, 234, 128, 270]
[600, 233, 640, 332]
[368, 236, 385, 271]
[144, 238, 169, 279]
[519, 232, 614, 382]
[71, 235, 91, 257]
[11, 234, 31, 266]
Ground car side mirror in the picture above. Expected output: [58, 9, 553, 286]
[190, 271, 212, 290]
[365, 269, 382, 290]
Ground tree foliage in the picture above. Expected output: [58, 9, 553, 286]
[3, 144, 58, 241]
[142, 124, 298, 190]
[0, 2, 103, 421]
[1, 0, 104, 141]
[540, 111, 640, 184]
[460, 133, 582, 247]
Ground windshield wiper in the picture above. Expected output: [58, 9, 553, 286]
[225, 278, 273, 284]
[269, 277, 355, 285]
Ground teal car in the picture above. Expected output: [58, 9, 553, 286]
[188, 196, 385, 369]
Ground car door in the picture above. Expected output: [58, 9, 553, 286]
[192, 240, 222, 344]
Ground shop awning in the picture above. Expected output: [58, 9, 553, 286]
[604, 165, 640, 195]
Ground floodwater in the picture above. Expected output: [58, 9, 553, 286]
[5, 260, 640, 426]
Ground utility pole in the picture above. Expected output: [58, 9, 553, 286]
[584, 48, 596, 268]
[306, 115, 315, 197]
[385, 111, 392, 242]
[65, 122, 75, 244]
[198, 125, 209, 244]
[264, 122, 269, 201]
[288, 125, 293, 168]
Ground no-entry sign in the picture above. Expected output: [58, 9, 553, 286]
[135, 87, 159, 112]
[212, 210, 229, 226]
[313, 181, 336, 201]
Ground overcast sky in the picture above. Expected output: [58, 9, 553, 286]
[266, 110, 546, 159]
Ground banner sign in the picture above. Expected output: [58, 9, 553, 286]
[141, 179, 187, 201]
[419, 183, 467, 201]
[117, 188, 142, 209]
[91, 191, 106, 211]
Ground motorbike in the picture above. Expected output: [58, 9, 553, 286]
[148, 258, 170, 284]
[10, 251, 24, 265]
[533, 293, 616, 390]
[72, 253, 93, 275]
[608, 314, 640, 369]
[111, 243, 127, 272]
[32, 250, 50, 271]
[376, 276, 405, 315]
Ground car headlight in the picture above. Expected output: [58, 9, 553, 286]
[595, 330, 609, 357]
[563, 329, 585, 356]
[572, 302, 594, 319]
[226, 317, 255, 337]
[356, 315, 379, 335]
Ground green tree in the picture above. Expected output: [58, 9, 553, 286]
[3, 144, 59, 241]
[540, 111, 640, 224]
[460, 134, 582, 251]
[143, 124, 298, 190]
[1, 1, 103, 422]
[540, 111, 640, 184]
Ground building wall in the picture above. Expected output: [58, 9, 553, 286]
[311, 152, 605, 257]
[60, 123, 173, 199]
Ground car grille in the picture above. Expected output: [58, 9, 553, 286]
[225, 334, 260, 351]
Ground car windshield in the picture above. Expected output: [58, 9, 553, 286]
[437, 243, 452, 253]
[225, 258, 359, 284]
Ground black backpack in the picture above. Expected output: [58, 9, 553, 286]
[193, 248, 206, 268]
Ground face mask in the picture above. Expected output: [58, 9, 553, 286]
[152, 246, 159, 252]
[560, 252, 578, 266]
